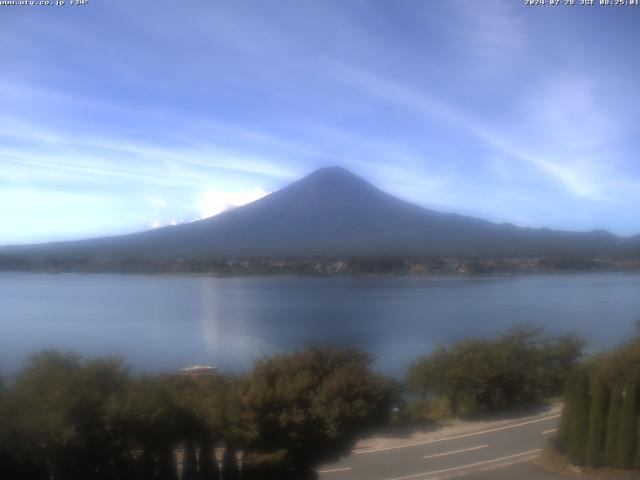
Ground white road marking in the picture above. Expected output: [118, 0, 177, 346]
[543, 428, 558, 434]
[318, 467, 352, 474]
[429, 454, 540, 480]
[354, 414, 560, 454]
[384, 449, 542, 480]
[423, 445, 488, 459]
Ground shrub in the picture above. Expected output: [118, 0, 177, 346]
[408, 326, 583, 415]
[238, 346, 395, 478]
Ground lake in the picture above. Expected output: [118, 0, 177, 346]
[1, 272, 639, 378]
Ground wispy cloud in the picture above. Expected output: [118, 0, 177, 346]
[449, 0, 526, 75]
[1, 0, 639, 241]
[329, 63, 638, 204]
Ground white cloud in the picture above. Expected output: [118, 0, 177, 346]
[196, 188, 270, 219]
[0, 111, 298, 191]
[145, 219, 161, 229]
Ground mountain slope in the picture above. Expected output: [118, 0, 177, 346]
[3, 167, 639, 258]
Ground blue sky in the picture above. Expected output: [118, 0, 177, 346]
[1, 0, 639, 245]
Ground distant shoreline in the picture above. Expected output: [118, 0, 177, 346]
[1, 255, 639, 276]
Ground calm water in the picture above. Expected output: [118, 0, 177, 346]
[1, 272, 639, 377]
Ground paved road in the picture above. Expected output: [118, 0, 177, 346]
[318, 412, 566, 480]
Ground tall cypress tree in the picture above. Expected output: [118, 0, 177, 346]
[568, 367, 591, 465]
[586, 378, 609, 467]
[604, 382, 624, 467]
[616, 381, 639, 469]
[199, 437, 220, 480]
[157, 444, 179, 480]
[221, 445, 240, 480]
[560, 371, 577, 445]
[182, 439, 199, 480]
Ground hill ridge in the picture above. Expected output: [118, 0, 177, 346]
[1, 167, 638, 259]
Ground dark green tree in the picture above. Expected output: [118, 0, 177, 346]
[559, 370, 577, 445]
[3, 351, 134, 480]
[585, 378, 609, 467]
[182, 438, 199, 480]
[408, 342, 494, 414]
[222, 443, 240, 480]
[408, 326, 583, 416]
[543, 333, 585, 394]
[238, 346, 394, 479]
[164, 374, 233, 480]
[117, 376, 184, 480]
[604, 382, 624, 467]
[567, 367, 590, 465]
[221, 445, 240, 480]
[616, 381, 639, 469]
[241, 450, 292, 480]
[199, 437, 220, 480]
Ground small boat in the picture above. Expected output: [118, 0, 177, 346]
[181, 365, 217, 376]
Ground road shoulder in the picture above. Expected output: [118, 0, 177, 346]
[354, 402, 562, 454]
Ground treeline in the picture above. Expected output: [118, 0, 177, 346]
[0, 347, 394, 480]
[0, 327, 584, 480]
[407, 325, 583, 416]
[0, 255, 412, 275]
[2, 254, 640, 275]
[559, 328, 640, 470]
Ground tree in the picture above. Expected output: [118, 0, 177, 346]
[163, 374, 236, 480]
[221, 445, 240, 480]
[407, 326, 583, 416]
[616, 381, 639, 469]
[2, 351, 134, 480]
[604, 382, 624, 467]
[561, 329, 640, 470]
[241, 450, 291, 480]
[543, 333, 585, 394]
[117, 376, 186, 480]
[559, 370, 577, 445]
[238, 347, 394, 479]
[495, 325, 547, 405]
[567, 367, 590, 465]
[181, 438, 198, 480]
[586, 378, 609, 467]
[0, 375, 50, 480]
[635, 428, 640, 470]
[199, 436, 220, 480]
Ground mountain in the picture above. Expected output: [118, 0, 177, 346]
[3, 167, 639, 259]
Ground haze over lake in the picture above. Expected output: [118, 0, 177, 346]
[2, 272, 639, 377]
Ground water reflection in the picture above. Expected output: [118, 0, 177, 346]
[1, 273, 639, 377]
[199, 277, 270, 370]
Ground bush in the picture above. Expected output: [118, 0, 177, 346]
[242, 450, 293, 480]
[391, 397, 449, 425]
[238, 346, 395, 477]
[408, 325, 583, 415]
[1, 351, 134, 480]
[0, 351, 240, 480]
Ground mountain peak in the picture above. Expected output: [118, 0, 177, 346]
[311, 165, 355, 175]
[303, 166, 364, 182]
[292, 166, 378, 195]
[3, 167, 635, 259]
